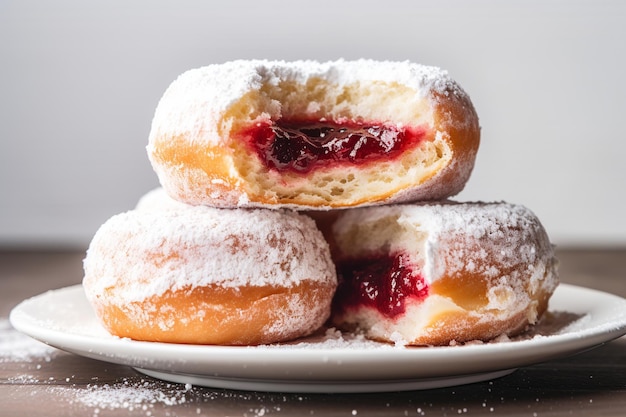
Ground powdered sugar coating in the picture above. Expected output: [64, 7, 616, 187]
[332, 201, 556, 286]
[147, 59, 461, 148]
[83, 206, 336, 305]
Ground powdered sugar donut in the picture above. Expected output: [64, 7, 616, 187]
[83, 206, 337, 345]
[328, 202, 559, 346]
[147, 59, 480, 209]
[135, 186, 189, 211]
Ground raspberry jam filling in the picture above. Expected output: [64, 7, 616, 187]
[334, 252, 428, 319]
[243, 119, 427, 173]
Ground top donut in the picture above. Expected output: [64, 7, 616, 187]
[147, 59, 480, 209]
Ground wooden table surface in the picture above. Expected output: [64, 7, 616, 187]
[1, 248, 625, 417]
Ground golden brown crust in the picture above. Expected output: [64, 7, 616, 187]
[150, 134, 242, 206]
[427, 90, 481, 200]
[91, 281, 336, 345]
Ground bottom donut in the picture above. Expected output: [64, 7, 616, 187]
[322, 201, 559, 346]
[82, 200, 337, 345]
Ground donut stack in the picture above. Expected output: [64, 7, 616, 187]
[83, 60, 559, 346]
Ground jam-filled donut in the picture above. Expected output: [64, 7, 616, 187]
[147, 59, 480, 209]
[83, 205, 337, 345]
[328, 202, 559, 346]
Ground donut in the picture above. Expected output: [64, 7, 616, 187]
[82, 205, 337, 345]
[327, 202, 559, 346]
[134, 186, 189, 211]
[147, 59, 480, 209]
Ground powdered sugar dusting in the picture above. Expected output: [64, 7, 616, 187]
[333, 201, 557, 287]
[75, 380, 193, 413]
[260, 291, 330, 341]
[147, 59, 464, 149]
[0, 318, 59, 363]
[14, 377, 284, 417]
[83, 205, 336, 304]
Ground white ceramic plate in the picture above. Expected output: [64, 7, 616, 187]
[9, 284, 626, 393]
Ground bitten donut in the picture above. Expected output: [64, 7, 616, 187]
[147, 59, 480, 209]
[83, 205, 337, 345]
[328, 202, 559, 346]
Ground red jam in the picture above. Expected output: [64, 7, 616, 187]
[243, 119, 427, 173]
[334, 252, 428, 319]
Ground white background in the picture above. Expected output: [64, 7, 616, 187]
[1, 0, 625, 248]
